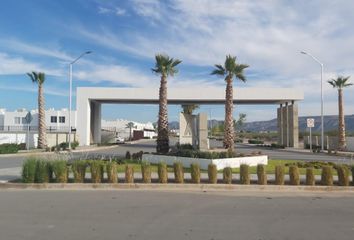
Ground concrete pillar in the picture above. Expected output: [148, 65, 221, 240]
[179, 113, 197, 147]
[198, 113, 208, 150]
[277, 104, 283, 145]
[277, 102, 299, 148]
[288, 102, 299, 148]
[90, 101, 102, 144]
[77, 91, 91, 146]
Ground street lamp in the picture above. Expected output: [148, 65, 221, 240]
[68, 51, 92, 150]
[300, 51, 324, 151]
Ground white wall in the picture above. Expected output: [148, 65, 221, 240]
[1, 108, 76, 129]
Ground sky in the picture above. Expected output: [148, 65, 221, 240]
[0, 0, 354, 123]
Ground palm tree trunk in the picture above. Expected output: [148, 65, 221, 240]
[157, 75, 169, 153]
[38, 83, 47, 149]
[223, 76, 234, 150]
[338, 88, 346, 150]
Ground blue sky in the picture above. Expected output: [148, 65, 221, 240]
[1, 0, 354, 123]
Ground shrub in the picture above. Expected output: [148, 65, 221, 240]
[125, 151, 131, 160]
[321, 166, 333, 186]
[190, 163, 200, 184]
[125, 165, 134, 183]
[59, 142, 69, 150]
[248, 139, 264, 144]
[22, 158, 37, 183]
[90, 160, 103, 183]
[52, 160, 68, 183]
[306, 167, 315, 186]
[289, 165, 300, 185]
[223, 167, 232, 184]
[158, 162, 168, 183]
[106, 161, 118, 183]
[0, 143, 20, 154]
[257, 164, 267, 185]
[275, 165, 285, 185]
[177, 143, 194, 150]
[141, 161, 151, 183]
[240, 164, 250, 184]
[71, 140, 79, 150]
[100, 163, 106, 183]
[208, 163, 217, 184]
[337, 165, 349, 186]
[173, 162, 184, 184]
[71, 160, 87, 183]
[35, 160, 50, 183]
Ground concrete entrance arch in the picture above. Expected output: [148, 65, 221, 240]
[76, 87, 303, 147]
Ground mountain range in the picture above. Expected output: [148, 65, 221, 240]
[169, 115, 354, 133]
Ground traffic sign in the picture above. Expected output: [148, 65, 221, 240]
[25, 112, 33, 124]
[307, 118, 315, 128]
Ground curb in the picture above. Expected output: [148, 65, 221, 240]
[1, 183, 354, 192]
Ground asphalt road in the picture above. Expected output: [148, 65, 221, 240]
[0, 190, 353, 240]
[0, 138, 353, 170]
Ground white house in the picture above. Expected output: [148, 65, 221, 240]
[0, 108, 76, 148]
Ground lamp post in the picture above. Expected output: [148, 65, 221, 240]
[68, 51, 92, 150]
[301, 51, 324, 151]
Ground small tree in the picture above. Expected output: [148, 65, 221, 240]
[126, 122, 136, 141]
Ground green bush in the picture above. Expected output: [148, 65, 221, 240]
[34, 160, 50, 183]
[0, 143, 20, 154]
[289, 165, 300, 185]
[240, 164, 250, 184]
[321, 166, 333, 186]
[52, 160, 68, 183]
[22, 158, 37, 183]
[223, 167, 232, 184]
[106, 161, 118, 183]
[90, 160, 103, 183]
[306, 167, 315, 186]
[125, 151, 131, 160]
[71, 141, 79, 150]
[248, 139, 264, 144]
[275, 165, 285, 185]
[173, 162, 184, 184]
[158, 162, 168, 184]
[141, 161, 151, 183]
[190, 163, 200, 184]
[208, 163, 217, 184]
[100, 163, 105, 183]
[125, 165, 134, 183]
[257, 164, 267, 185]
[337, 165, 349, 186]
[71, 160, 87, 183]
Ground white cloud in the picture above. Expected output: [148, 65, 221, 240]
[0, 39, 71, 61]
[98, 6, 127, 16]
[0, 53, 62, 76]
[115, 7, 126, 16]
[74, 62, 156, 87]
[131, 0, 162, 20]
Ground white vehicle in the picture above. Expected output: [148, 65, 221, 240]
[116, 136, 125, 144]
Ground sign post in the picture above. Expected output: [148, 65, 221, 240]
[307, 118, 315, 152]
[25, 112, 33, 150]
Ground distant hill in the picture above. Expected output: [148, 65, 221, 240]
[169, 115, 354, 133]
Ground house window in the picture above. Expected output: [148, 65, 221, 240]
[14, 117, 21, 124]
[50, 116, 57, 123]
[59, 116, 65, 123]
[21, 117, 26, 124]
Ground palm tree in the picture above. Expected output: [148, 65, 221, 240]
[27, 71, 47, 149]
[126, 122, 136, 141]
[211, 55, 249, 150]
[152, 54, 182, 153]
[328, 76, 352, 150]
[181, 104, 199, 114]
